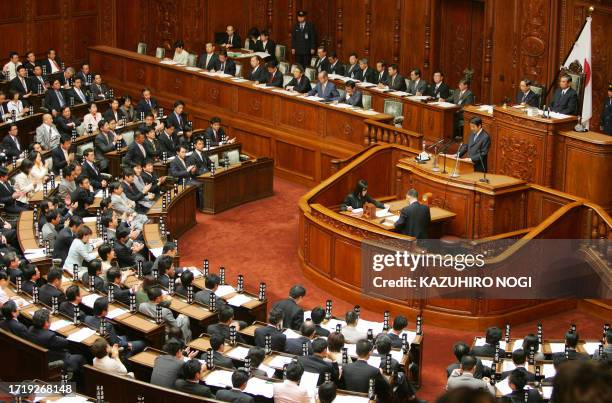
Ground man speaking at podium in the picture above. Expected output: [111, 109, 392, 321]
[457, 117, 490, 173]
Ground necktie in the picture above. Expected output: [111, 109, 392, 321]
[562, 89, 567, 96]
[13, 136, 20, 150]
[300, 23, 304, 30]
[52, 59, 59, 70]
[523, 92, 527, 102]
[147, 99, 151, 108]
[322, 83, 326, 95]
[21, 78, 27, 92]
[221, 63, 225, 71]
[57, 90, 64, 106]
[391, 76, 395, 87]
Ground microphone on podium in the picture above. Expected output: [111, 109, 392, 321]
[478, 153, 489, 183]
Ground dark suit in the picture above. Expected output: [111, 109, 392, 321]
[394, 202, 431, 240]
[207, 322, 244, 344]
[284, 336, 313, 356]
[203, 127, 225, 147]
[212, 350, 235, 369]
[122, 181, 146, 205]
[291, 22, 316, 68]
[44, 89, 67, 113]
[340, 192, 384, 211]
[27, 326, 85, 373]
[516, 90, 540, 107]
[550, 87, 578, 115]
[458, 129, 491, 172]
[136, 98, 158, 116]
[51, 146, 69, 175]
[82, 161, 104, 190]
[355, 67, 376, 84]
[66, 87, 89, 105]
[70, 187, 94, 217]
[470, 342, 497, 358]
[215, 388, 255, 403]
[328, 61, 346, 76]
[0, 181, 28, 214]
[345, 64, 359, 79]
[272, 298, 303, 330]
[167, 111, 188, 133]
[407, 79, 428, 95]
[0, 318, 29, 339]
[265, 70, 283, 87]
[502, 389, 542, 403]
[141, 170, 161, 194]
[90, 83, 108, 100]
[94, 131, 116, 171]
[197, 53, 219, 71]
[107, 283, 133, 306]
[103, 108, 125, 123]
[218, 33, 242, 48]
[314, 57, 331, 73]
[144, 138, 160, 160]
[81, 273, 106, 293]
[450, 89, 475, 106]
[59, 301, 86, 322]
[255, 40, 276, 56]
[254, 324, 286, 352]
[387, 74, 408, 91]
[601, 97, 612, 135]
[374, 70, 389, 85]
[340, 91, 363, 108]
[38, 283, 66, 307]
[23, 61, 37, 76]
[75, 71, 92, 86]
[53, 227, 75, 262]
[150, 355, 184, 389]
[188, 150, 212, 175]
[298, 354, 339, 385]
[168, 157, 194, 179]
[216, 59, 236, 76]
[285, 75, 312, 93]
[248, 65, 268, 83]
[315, 324, 330, 337]
[174, 379, 213, 398]
[39, 58, 63, 76]
[10, 76, 30, 96]
[157, 131, 177, 157]
[501, 366, 535, 382]
[124, 142, 148, 167]
[1, 135, 22, 160]
[114, 240, 136, 268]
[341, 360, 390, 398]
[28, 75, 47, 93]
[83, 315, 135, 351]
[54, 116, 79, 136]
[552, 349, 590, 361]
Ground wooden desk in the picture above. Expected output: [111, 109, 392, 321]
[17, 211, 52, 274]
[89, 45, 393, 186]
[198, 157, 274, 214]
[462, 105, 611, 209]
[148, 184, 197, 238]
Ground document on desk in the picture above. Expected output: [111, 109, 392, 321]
[375, 208, 392, 218]
[299, 372, 319, 396]
[244, 377, 274, 398]
[253, 83, 269, 89]
[371, 86, 388, 92]
[546, 111, 572, 119]
[204, 369, 234, 388]
[67, 327, 96, 342]
[258, 363, 276, 378]
[495, 377, 513, 396]
[50, 319, 72, 331]
[367, 356, 382, 368]
[329, 103, 353, 109]
[356, 82, 377, 88]
[225, 346, 250, 360]
[357, 109, 380, 115]
[501, 360, 516, 372]
[407, 95, 430, 101]
[356, 319, 384, 334]
[399, 330, 417, 344]
[106, 307, 128, 320]
[543, 363, 556, 378]
[549, 342, 565, 353]
[267, 355, 293, 369]
[474, 337, 507, 351]
[271, 89, 299, 96]
[184, 66, 202, 71]
[582, 342, 600, 355]
[159, 60, 179, 65]
[81, 293, 101, 308]
[283, 328, 302, 339]
[230, 77, 250, 83]
[383, 215, 400, 226]
[389, 91, 410, 97]
[430, 101, 456, 108]
[227, 293, 253, 307]
[304, 95, 325, 101]
[215, 284, 236, 297]
[323, 318, 345, 332]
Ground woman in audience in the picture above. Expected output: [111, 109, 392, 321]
[91, 337, 134, 378]
[62, 225, 101, 276]
[6, 90, 30, 118]
[97, 243, 116, 273]
[12, 158, 35, 204]
[246, 27, 260, 50]
[119, 95, 136, 122]
[29, 151, 49, 192]
[326, 331, 346, 365]
[171, 40, 189, 65]
[82, 102, 102, 134]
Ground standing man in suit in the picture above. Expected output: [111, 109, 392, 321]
[385, 64, 407, 91]
[550, 74, 578, 115]
[374, 60, 389, 85]
[53, 215, 82, 262]
[215, 51, 236, 76]
[81, 148, 107, 190]
[339, 81, 362, 107]
[52, 136, 74, 175]
[285, 65, 312, 93]
[219, 25, 241, 49]
[158, 121, 178, 157]
[355, 58, 376, 83]
[307, 71, 340, 101]
[265, 61, 283, 87]
[345, 53, 360, 79]
[394, 189, 431, 240]
[203, 117, 235, 146]
[124, 130, 148, 167]
[407, 68, 427, 95]
[167, 100, 188, 133]
[272, 284, 306, 330]
[197, 43, 219, 71]
[516, 79, 540, 107]
[94, 120, 121, 172]
[248, 56, 268, 83]
[291, 10, 316, 70]
[328, 51, 345, 76]
[601, 83, 612, 135]
[9, 66, 32, 99]
[2, 124, 22, 160]
[314, 47, 331, 73]
[150, 339, 195, 388]
[189, 137, 212, 175]
[340, 339, 390, 398]
[428, 71, 451, 100]
[457, 117, 491, 173]
[297, 338, 339, 385]
[22, 51, 37, 76]
[0, 167, 28, 213]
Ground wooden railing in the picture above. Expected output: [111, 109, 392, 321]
[330, 144, 378, 174]
[364, 119, 423, 149]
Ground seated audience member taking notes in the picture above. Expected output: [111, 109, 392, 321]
[394, 189, 431, 240]
[215, 51, 236, 76]
[284, 320, 315, 355]
[470, 326, 502, 357]
[209, 333, 235, 368]
[307, 71, 340, 101]
[170, 40, 189, 65]
[328, 51, 345, 76]
[265, 61, 283, 87]
[456, 117, 491, 173]
[254, 307, 287, 351]
[340, 179, 385, 211]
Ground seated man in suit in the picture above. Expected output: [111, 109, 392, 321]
[155, 255, 176, 289]
[59, 285, 86, 322]
[174, 360, 214, 397]
[339, 80, 362, 107]
[151, 339, 196, 388]
[285, 65, 312, 93]
[504, 369, 541, 403]
[339, 179, 385, 211]
[0, 300, 28, 338]
[81, 148, 107, 190]
[106, 268, 135, 305]
[218, 25, 242, 49]
[51, 135, 74, 175]
[142, 159, 166, 195]
[90, 74, 109, 101]
[457, 117, 491, 173]
[1, 124, 23, 161]
[272, 284, 306, 330]
[374, 59, 388, 85]
[407, 68, 428, 95]
[167, 100, 188, 133]
[307, 71, 340, 101]
[75, 63, 92, 86]
[215, 51, 236, 76]
[189, 137, 212, 175]
[197, 42, 219, 71]
[169, 145, 197, 182]
[0, 167, 29, 213]
[94, 120, 123, 172]
[449, 78, 475, 106]
[44, 79, 67, 115]
[158, 120, 178, 158]
[66, 77, 89, 105]
[40, 48, 63, 74]
[69, 175, 95, 217]
[10, 65, 33, 99]
[297, 338, 339, 385]
[248, 56, 268, 83]
[255, 30, 276, 56]
[550, 74, 578, 115]
[387, 315, 408, 348]
[209, 332, 235, 368]
[124, 130, 148, 167]
[516, 79, 540, 107]
[340, 339, 391, 398]
[394, 188, 431, 240]
[135, 87, 158, 117]
[81, 260, 106, 293]
[501, 349, 535, 381]
[285, 320, 316, 356]
[254, 307, 287, 352]
[470, 326, 502, 357]
[265, 61, 283, 87]
[328, 51, 346, 76]
[273, 361, 310, 402]
[216, 370, 255, 402]
[203, 116, 235, 146]
[121, 168, 154, 213]
[20, 264, 41, 296]
[314, 47, 331, 73]
[113, 226, 150, 271]
[54, 106, 80, 137]
[310, 306, 330, 337]
[385, 64, 408, 91]
[207, 306, 246, 342]
[27, 309, 86, 381]
[446, 355, 494, 393]
[446, 342, 486, 379]
[103, 98, 125, 123]
[428, 71, 451, 100]
[345, 52, 360, 79]
[53, 215, 82, 262]
[552, 331, 590, 361]
[140, 286, 191, 342]
[355, 58, 376, 83]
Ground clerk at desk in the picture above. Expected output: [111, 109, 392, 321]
[457, 117, 491, 173]
[340, 179, 385, 211]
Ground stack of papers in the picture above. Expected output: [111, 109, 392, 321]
[583, 342, 601, 355]
[258, 363, 275, 378]
[230, 78, 249, 83]
[50, 319, 72, 331]
[66, 327, 96, 342]
[546, 111, 571, 119]
[253, 83, 268, 89]
[24, 248, 46, 260]
[159, 60, 179, 65]
[356, 82, 377, 88]
[430, 101, 456, 108]
[357, 109, 379, 115]
[227, 293, 253, 307]
[81, 294, 101, 308]
[543, 363, 556, 378]
[304, 95, 324, 101]
[501, 360, 516, 372]
[106, 307, 128, 320]
[184, 66, 202, 71]
[244, 377, 274, 398]
[283, 329, 302, 339]
[367, 355, 382, 368]
[549, 342, 566, 353]
[389, 91, 409, 97]
[495, 377, 513, 395]
[225, 346, 250, 360]
[407, 95, 430, 101]
[215, 285, 236, 297]
[329, 103, 354, 109]
[204, 369, 234, 388]
[185, 267, 203, 278]
[375, 208, 391, 218]
[150, 247, 163, 258]
[267, 355, 293, 369]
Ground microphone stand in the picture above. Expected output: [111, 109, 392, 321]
[478, 153, 489, 183]
[450, 142, 464, 178]
[440, 139, 454, 174]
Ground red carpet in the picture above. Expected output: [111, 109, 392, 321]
[180, 177, 605, 400]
